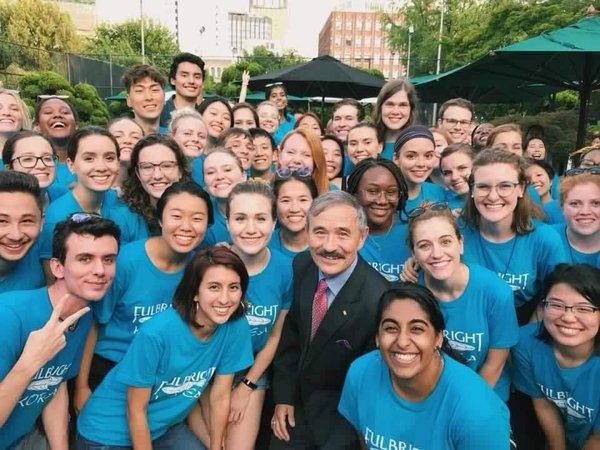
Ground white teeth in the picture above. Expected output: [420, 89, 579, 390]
[50, 122, 66, 128]
[213, 306, 229, 314]
[485, 204, 503, 209]
[557, 326, 580, 336]
[393, 353, 418, 362]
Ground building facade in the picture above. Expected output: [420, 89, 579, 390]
[318, 9, 405, 80]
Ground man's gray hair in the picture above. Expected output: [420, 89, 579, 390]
[307, 190, 367, 230]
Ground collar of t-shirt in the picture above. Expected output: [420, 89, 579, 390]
[318, 257, 358, 307]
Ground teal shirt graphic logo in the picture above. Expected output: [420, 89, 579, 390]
[153, 367, 216, 399]
[19, 363, 71, 407]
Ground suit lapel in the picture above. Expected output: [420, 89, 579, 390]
[298, 262, 319, 363]
[304, 261, 365, 363]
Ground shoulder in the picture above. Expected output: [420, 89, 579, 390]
[468, 263, 511, 293]
[292, 250, 314, 275]
[117, 239, 147, 263]
[269, 249, 293, 273]
[357, 256, 389, 288]
[45, 192, 76, 219]
[347, 349, 383, 381]
[529, 221, 560, 240]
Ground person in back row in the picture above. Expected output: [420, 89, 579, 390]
[122, 64, 167, 135]
[0, 171, 45, 293]
[437, 98, 474, 144]
[0, 214, 119, 449]
[160, 52, 205, 128]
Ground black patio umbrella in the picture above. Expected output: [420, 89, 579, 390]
[248, 55, 386, 101]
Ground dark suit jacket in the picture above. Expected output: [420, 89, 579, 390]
[272, 251, 389, 446]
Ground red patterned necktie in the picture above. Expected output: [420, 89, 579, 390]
[310, 279, 328, 340]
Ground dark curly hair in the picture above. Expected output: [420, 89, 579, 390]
[121, 134, 190, 233]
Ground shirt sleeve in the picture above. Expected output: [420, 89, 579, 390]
[487, 282, 519, 349]
[216, 317, 253, 375]
[537, 225, 568, 280]
[337, 361, 361, 431]
[115, 329, 162, 388]
[510, 330, 544, 398]
[0, 306, 24, 379]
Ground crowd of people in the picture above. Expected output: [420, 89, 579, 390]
[0, 50, 598, 450]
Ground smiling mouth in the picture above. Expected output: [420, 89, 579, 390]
[556, 325, 583, 336]
[50, 122, 66, 129]
[392, 352, 418, 364]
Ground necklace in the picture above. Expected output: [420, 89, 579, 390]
[478, 232, 518, 281]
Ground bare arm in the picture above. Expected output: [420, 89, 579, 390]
[42, 381, 69, 450]
[532, 396, 567, 450]
[74, 321, 98, 413]
[209, 374, 234, 450]
[478, 348, 509, 389]
[127, 386, 153, 450]
[583, 430, 600, 450]
[238, 70, 250, 103]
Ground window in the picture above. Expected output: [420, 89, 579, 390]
[345, 38, 352, 46]
[345, 21, 352, 30]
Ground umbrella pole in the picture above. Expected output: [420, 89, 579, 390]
[321, 96, 325, 122]
[576, 55, 592, 149]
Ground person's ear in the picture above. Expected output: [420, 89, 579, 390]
[49, 257, 65, 280]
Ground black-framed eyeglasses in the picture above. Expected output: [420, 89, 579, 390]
[275, 166, 312, 178]
[11, 155, 57, 169]
[408, 201, 449, 218]
[441, 118, 471, 128]
[136, 161, 179, 176]
[471, 181, 520, 197]
[361, 187, 400, 202]
[565, 167, 600, 177]
[542, 300, 599, 315]
[68, 212, 102, 224]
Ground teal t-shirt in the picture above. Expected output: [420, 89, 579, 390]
[359, 219, 409, 283]
[77, 308, 253, 446]
[403, 182, 446, 219]
[94, 240, 187, 363]
[551, 223, 598, 267]
[245, 249, 293, 353]
[461, 221, 567, 307]
[0, 240, 44, 294]
[0, 288, 91, 449]
[512, 323, 600, 449]
[339, 350, 510, 450]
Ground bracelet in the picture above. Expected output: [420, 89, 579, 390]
[241, 377, 258, 390]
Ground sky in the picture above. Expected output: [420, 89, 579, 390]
[95, 0, 336, 57]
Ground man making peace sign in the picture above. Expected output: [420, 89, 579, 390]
[0, 213, 120, 450]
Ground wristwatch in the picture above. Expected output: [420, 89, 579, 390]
[241, 377, 258, 390]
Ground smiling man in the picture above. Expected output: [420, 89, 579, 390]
[123, 65, 167, 135]
[159, 53, 205, 129]
[271, 191, 388, 450]
[438, 98, 475, 144]
[0, 214, 119, 450]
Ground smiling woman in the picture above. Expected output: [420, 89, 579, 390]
[338, 284, 511, 449]
[198, 97, 234, 148]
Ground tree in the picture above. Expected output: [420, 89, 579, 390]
[214, 46, 305, 98]
[18, 71, 109, 126]
[84, 19, 179, 75]
[0, 0, 80, 71]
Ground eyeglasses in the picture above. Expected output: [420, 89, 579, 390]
[408, 201, 449, 218]
[565, 166, 600, 176]
[542, 300, 599, 316]
[11, 155, 57, 168]
[275, 167, 312, 178]
[472, 181, 520, 197]
[68, 212, 102, 224]
[361, 187, 400, 202]
[136, 161, 179, 176]
[442, 118, 471, 128]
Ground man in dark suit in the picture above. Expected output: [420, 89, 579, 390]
[270, 190, 389, 449]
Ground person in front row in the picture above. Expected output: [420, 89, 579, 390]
[76, 247, 253, 450]
[0, 214, 120, 449]
[512, 263, 600, 449]
[338, 283, 510, 449]
[270, 190, 389, 449]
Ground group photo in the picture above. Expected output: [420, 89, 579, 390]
[0, 0, 598, 449]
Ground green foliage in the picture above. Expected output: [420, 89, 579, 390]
[357, 67, 385, 79]
[18, 71, 109, 126]
[0, 0, 80, 71]
[214, 46, 305, 98]
[84, 19, 179, 75]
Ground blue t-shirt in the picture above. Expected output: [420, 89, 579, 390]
[359, 219, 409, 283]
[94, 240, 186, 363]
[403, 182, 446, 218]
[445, 190, 467, 212]
[0, 288, 92, 449]
[107, 201, 152, 244]
[551, 223, 598, 267]
[461, 221, 567, 307]
[543, 199, 565, 225]
[421, 263, 519, 400]
[54, 162, 76, 190]
[191, 155, 205, 187]
[267, 228, 304, 262]
[77, 308, 253, 446]
[380, 141, 395, 161]
[39, 189, 120, 259]
[338, 350, 510, 450]
[272, 111, 296, 146]
[204, 198, 230, 246]
[0, 240, 45, 294]
[245, 249, 293, 353]
[45, 180, 68, 203]
[512, 323, 600, 449]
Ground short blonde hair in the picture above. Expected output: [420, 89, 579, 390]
[168, 107, 205, 134]
[0, 89, 31, 130]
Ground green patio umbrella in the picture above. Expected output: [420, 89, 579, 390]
[412, 13, 600, 146]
